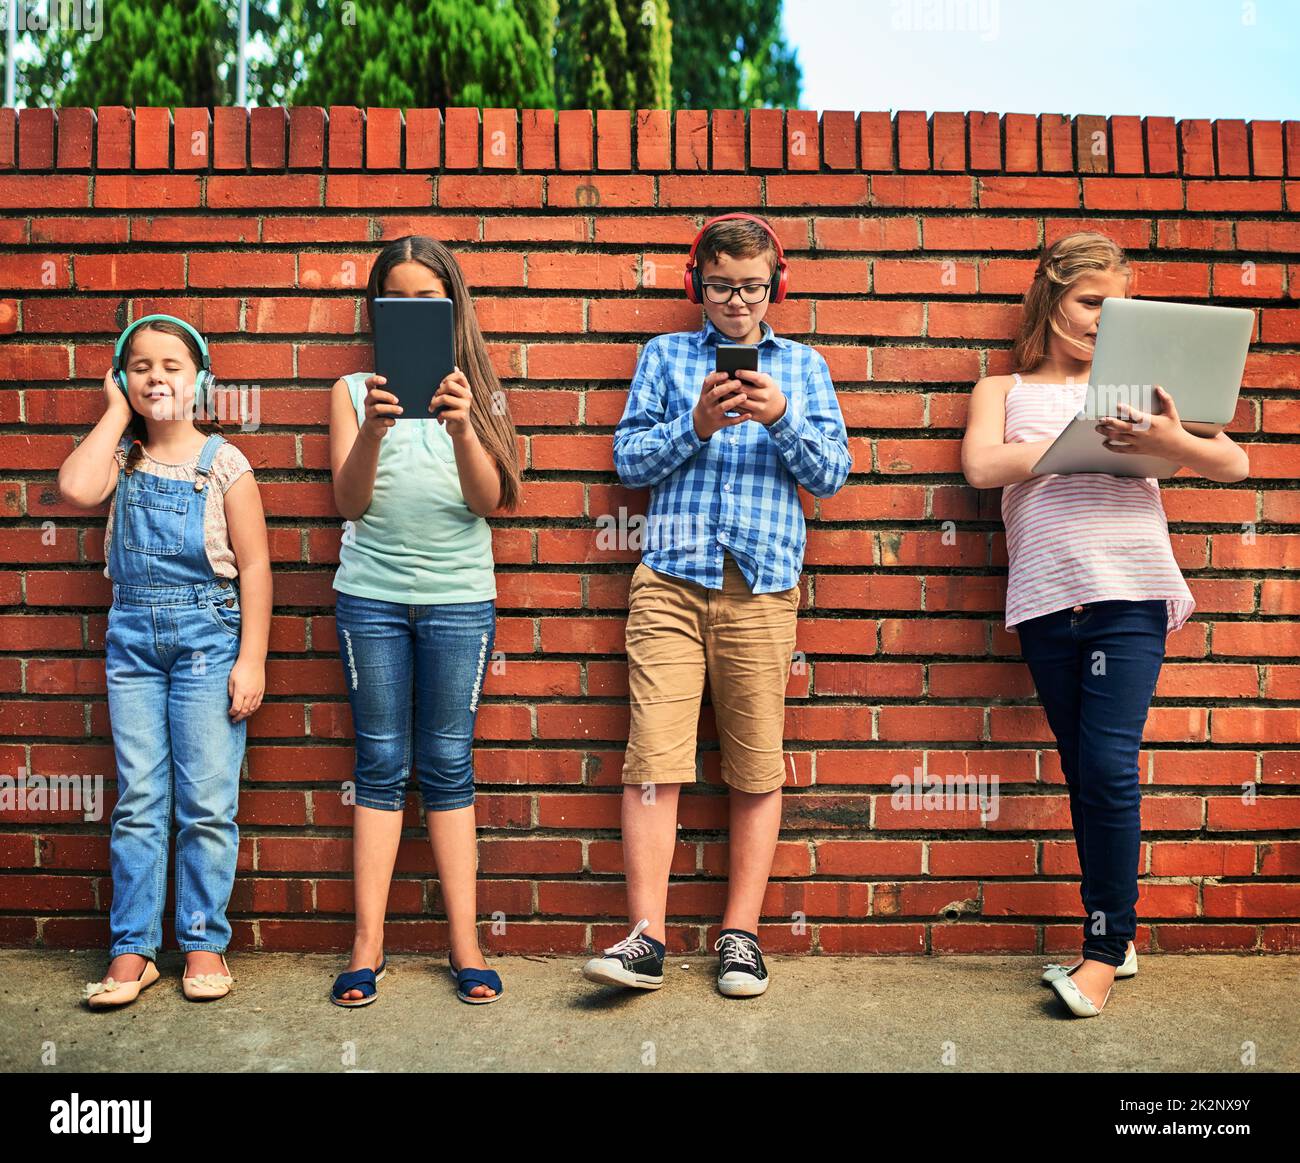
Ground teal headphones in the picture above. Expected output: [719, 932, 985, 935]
[113, 314, 216, 417]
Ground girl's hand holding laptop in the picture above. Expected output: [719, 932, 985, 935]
[1095, 384, 1186, 457]
[1096, 383, 1248, 480]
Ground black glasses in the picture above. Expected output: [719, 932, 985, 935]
[701, 281, 771, 305]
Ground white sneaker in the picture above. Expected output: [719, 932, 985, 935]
[581, 919, 665, 990]
[1041, 941, 1136, 985]
[714, 930, 770, 998]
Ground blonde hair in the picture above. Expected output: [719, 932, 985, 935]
[1012, 232, 1131, 373]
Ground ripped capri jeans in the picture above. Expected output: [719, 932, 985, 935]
[334, 591, 495, 812]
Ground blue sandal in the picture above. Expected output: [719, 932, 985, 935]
[449, 958, 503, 1005]
[330, 957, 387, 1007]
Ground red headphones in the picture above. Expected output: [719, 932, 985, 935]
[682, 213, 789, 305]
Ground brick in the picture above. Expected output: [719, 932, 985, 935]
[95, 106, 132, 169]
[365, 107, 403, 169]
[287, 106, 326, 169]
[968, 111, 1000, 171]
[250, 106, 287, 169]
[18, 107, 55, 169]
[674, 109, 708, 170]
[595, 109, 629, 170]
[897, 110, 929, 169]
[859, 111, 894, 171]
[56, 108, 94, 169]
[710, 109, 745, 171]
[172, 107, 211, 170]
[749, 108, 783, 169]
[327, 105, 363, 169]
[213, 105, 247, 169]
[405, 107, 442, 170]
[635, 109, 670, 171]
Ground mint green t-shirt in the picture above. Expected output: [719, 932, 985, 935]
[332, 372, 496, 604]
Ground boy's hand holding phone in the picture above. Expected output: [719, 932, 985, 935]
[732, 368, 788, 426]
[431, 366, 473, 435]
[693, 371, 751, 440]
[361, 374, 403, 439]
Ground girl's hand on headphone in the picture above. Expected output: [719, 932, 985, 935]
[103, 368, 133, 423]
[361, 374, 402, 438]
[431, 367, 473, 436]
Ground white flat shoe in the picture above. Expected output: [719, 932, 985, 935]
[1051, 974, 1112, 1018]
[1041, 941, 1136, 985]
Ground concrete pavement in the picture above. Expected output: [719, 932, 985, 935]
[1, 950, 1296, 1073]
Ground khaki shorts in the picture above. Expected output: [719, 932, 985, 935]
[622, 553, 800, 794]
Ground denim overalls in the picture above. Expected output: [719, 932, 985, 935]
[104, 433, 244, 960]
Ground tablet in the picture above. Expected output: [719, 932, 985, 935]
[372, 296, 456, 419]
[1032, 297, 1253, 476]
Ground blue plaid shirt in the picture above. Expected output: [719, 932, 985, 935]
[613, 318, 850, 593]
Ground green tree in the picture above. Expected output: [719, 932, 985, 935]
[668, 0, 801, 109]
[19, 0, 228, 107]
[245, 0, 334, 105]
[5, 0, 799, 112]
[292, 0, 556, 108]
[553, 0, 671, 109]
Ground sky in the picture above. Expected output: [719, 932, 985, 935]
[783, 0, 1300, 120]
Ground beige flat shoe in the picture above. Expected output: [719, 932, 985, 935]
[83, 958, 160, 1009]
[182, 955, 234, 1001]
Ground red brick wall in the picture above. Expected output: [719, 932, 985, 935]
[0, 106, 1297, 957]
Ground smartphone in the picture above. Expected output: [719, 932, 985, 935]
[372, 297, 456, 419]
[715, 344, 758, 418]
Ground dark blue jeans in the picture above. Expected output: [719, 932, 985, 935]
[1016, 599, 1167, 967]
[334, 591, 495, 813]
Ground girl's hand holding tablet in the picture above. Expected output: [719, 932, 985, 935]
[430, 366, 473, 435]
[361, 374, 403, 438]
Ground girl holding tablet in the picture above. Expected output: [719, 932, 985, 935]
[328, 236, 522, 1006]
[961, 232, 1248, 1017]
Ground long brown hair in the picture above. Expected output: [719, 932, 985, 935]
[364, 236, 523, 512]
[1011, 232, 1131, 373]
[121, 319, 222, 474]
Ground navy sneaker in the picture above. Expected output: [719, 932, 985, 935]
[714, 929, 769, 997]
[582, 919, 665, 990]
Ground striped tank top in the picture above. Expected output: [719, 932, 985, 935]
[1000, 373, 1194, 633]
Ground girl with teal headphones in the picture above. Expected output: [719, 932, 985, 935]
[58, 315, 271, 1008]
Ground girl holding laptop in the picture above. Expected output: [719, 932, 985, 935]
[960, 232, 1248, 1017]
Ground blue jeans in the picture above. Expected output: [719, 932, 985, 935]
[104, 579, 245, 959]
[334, 591, 495, 812]
[1016, 599, 1167, 967]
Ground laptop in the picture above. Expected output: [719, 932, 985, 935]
[1031, 298, 1254, 478]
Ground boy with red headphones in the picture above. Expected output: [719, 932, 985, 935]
[588, 214, 851, 997]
